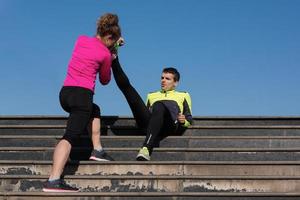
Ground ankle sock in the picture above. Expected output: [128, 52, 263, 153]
[94, 147, 103, 152]
[48, 178, 60, 182]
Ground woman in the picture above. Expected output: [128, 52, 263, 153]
[43, 13, 122, 192]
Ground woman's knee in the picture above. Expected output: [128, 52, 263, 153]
[62, 132, 80, 146]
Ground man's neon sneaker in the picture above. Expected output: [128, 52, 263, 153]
[136, 147, 150, 161]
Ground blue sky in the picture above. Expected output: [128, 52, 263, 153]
[1, 0, 300, 116]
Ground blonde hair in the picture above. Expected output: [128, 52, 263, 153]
[96, 13, 121, 39]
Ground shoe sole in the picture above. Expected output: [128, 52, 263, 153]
[89, 156, 111, 161]
[136, 154, 150, 161]
[42, 188, 79, 193]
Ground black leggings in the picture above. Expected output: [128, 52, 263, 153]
[112, 58, 177, 149]
[59, 86, 100, 146]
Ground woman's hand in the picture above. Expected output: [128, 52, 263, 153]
[111, 37, 125, 60]
[116, 37, 125, 47]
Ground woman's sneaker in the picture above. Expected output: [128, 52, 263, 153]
[43, 179, 79, 192]
[89, 149, 114, 161]
[136, 147, 150, 161]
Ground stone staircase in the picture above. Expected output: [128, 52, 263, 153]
[1, 115, 300, 199]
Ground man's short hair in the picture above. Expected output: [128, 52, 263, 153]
[162, 67, 180, 82]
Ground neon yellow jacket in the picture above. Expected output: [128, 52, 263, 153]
[146, 90, 192, 127]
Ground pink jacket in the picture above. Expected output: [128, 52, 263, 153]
[63, 35, 112, 92]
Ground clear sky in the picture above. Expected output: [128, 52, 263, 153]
[1, 0, 300, 116]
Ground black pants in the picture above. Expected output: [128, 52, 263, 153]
[143, 101, 178, 149]
[59, 86, 100, 146]
[111, 58, 179, 150]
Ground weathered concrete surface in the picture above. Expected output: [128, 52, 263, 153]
[1, 116, 300, 198]
[2, 162, 300, 176]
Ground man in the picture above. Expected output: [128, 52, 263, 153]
[136, 67, 192, 160]
[111, 58, 192, 161]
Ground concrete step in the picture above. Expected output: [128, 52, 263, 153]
[1, 161, 300, 176]
[1, 116, 300, 126]
[1, 192, 300, 200]
[1, 175, 300, 193]
[2, 135, 300, 148]
[0, 147, 300, 161]
[1, 116, 299, 198]
[1, 125, 300, 136]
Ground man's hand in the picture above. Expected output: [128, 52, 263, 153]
[177, 113, 186, 124]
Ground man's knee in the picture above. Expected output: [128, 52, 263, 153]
[152, 101, 166, 112]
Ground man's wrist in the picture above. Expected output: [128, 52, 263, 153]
[181, 120, 190, 127]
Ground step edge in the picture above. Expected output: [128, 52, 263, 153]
[1, 147, 300, 152]
[2, 175, 300, 180]
[2, 135, 300, 139]
[1, 191, 300, 197]
[1, 160, 300, 165]
[1, 125, 300, 129]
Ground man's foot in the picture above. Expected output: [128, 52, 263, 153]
[43, 179, 79, 192]
[89, 149, 114, 161]
[136, 147, 150, 161]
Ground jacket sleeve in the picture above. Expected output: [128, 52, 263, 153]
[181, 92, 193, 127]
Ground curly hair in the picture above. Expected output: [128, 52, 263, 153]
[96, 13, 121, 39]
